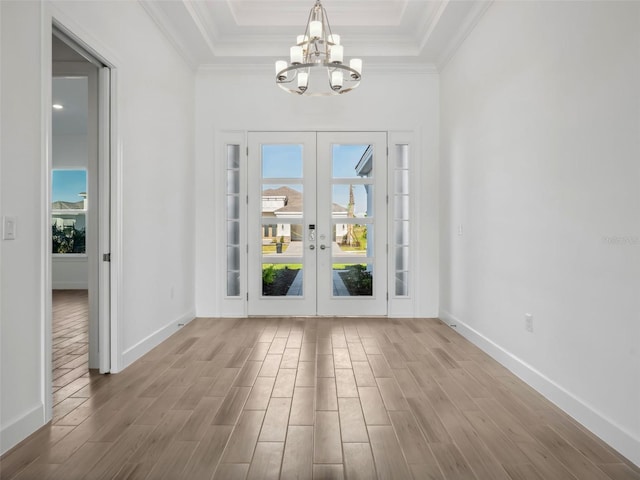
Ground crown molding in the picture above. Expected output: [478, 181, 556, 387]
[184, 0, 219, 56]
[436, 0, 493, 70]
[418, 0, 449, 52]
[139, 0, 198, 70]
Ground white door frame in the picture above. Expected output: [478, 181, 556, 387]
[43, 14, 122, 421]
[247, 131, 388, 316]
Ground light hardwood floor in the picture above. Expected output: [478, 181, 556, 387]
[51, 290, 91, 424]
[1, 300, 639, 479]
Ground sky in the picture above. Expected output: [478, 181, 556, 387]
[262, 143, 370, 215]
[52, 170, 87, 203]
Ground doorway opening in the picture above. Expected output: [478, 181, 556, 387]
[247, 132, 388, 316]
[50, 27, 111, 420]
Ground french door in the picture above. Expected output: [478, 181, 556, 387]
[248, 132, 387, 316]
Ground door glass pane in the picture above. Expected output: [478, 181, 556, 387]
[227, 221, 240, 244]
[227, 246, 240, 270]
[262, 145, 303, 178]
[261, 231, 304, 257]
[394, 195, 409, 220]
[227, 195, 240, 219]
[262, 184, 303, 217]
[227, 170, 240, 194]
[332, 184, 372, 219]
[227, 272, 240, 296]
[395, 272, 408, 296]
[395, 247, 409, 270]
[333, 263, 373, 297]
[260, 225, 304, 256]
[227, 144, 240, 168]
[332, 224, 369, 258]
[332, 144, 373, 178]
[395, 221, 409, 245]
[394, 170, 409, 194]
[262, 264, 303, 296]
[395, 144, 409, 169]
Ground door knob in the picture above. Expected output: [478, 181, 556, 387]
[320, 244, 327, 250]
[309, 244, 315, 250]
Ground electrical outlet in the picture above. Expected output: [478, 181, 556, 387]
[525, 313, 534, 333]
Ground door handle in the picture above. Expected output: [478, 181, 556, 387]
[320, 244, 327, 250]
[309, 244, 315, 250]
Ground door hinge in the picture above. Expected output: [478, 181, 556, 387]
[246, 195, 249, 204]
[246, 146, 249, 156]
[386, 292, 389, 300]
[247, 292, 249, 300]
[246, 244, 249, 253]
[386, 195, 389, 204]
[103, 253, 111, 262]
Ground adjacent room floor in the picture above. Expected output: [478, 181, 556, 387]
[2, 314, 638, 480]
[51, 290, 91, 424]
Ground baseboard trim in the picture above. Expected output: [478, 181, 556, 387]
[52, 282, 88, 290]
[0, 403, 44, 456]
[121, 310, 195, 369]
[439, 310, 640, 467]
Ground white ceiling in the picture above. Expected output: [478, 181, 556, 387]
[52, 77, 88, 135]
[140, 0, 491, 70]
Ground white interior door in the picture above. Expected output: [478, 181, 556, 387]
[248, 132, 387, 316]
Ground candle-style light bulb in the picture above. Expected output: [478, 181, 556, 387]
[331, 71, 343, 91]
[309, 20, 322, 39]
[349, 58, 362, 79]
[298, 72, 309, 92]
[330, 45, 343, 64]
[275, 60, 288, 81]
[290, 46, 303, 64]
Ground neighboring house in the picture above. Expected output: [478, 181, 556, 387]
[51, 193, 87, 231]
[261, 186, 348, 242]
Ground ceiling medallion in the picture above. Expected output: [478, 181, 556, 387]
[275, 0, 362, 96]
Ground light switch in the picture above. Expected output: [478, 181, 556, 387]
[3, 216, 16, 240]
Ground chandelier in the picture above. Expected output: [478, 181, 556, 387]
[275, 0, 362, 96]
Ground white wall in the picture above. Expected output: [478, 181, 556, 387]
[53, 133, 87, 169]
[0, 0, 196, 454]
[194, 68, 440, 317]
[440, 1, 640, 465]
[0, 0, 47, 455]
[52, 255, 88, 289]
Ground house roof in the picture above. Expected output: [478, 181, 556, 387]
[263, 185, 348, 215]
[52, 200, 84, 210]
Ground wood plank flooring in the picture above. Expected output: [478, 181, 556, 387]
[2, 307, 639, 479]
[51, 290, 90, 424]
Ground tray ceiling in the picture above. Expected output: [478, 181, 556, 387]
[140, 0, 491, 70]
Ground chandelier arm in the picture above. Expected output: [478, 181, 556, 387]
[302, 4, 314, 45]
[320, 3, 335, 44]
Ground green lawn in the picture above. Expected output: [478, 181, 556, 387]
[338, 225, 368, 252]
[262, 244, 289, 254]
